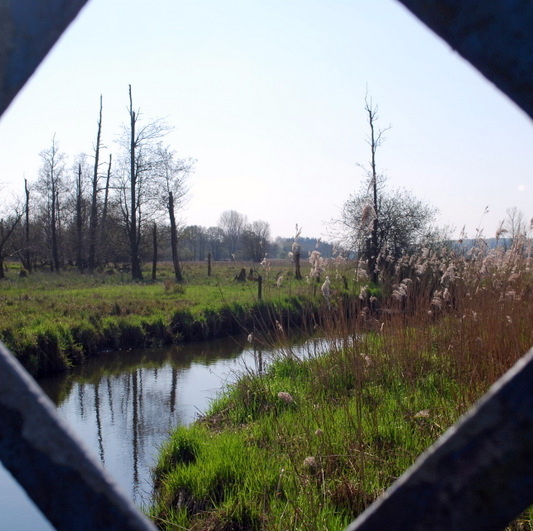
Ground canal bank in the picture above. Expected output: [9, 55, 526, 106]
[1, 334, 328, 530]
[9, 293, 321, 378]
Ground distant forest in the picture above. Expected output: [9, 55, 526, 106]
[179, 226, 335, 262]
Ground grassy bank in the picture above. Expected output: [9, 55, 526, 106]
[150, 241, 533, 530]
[0, 260, 325, 376]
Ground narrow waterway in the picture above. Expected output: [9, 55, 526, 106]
[1, 337, 256, 530]
[0, 335, 329, 530]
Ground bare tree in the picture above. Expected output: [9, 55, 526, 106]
[242, 220, 270, 262]
[504, 207, 529, 244]
[0, 207, 22, 278]
[22, 178, 32, 272]
[75, 162, 85, 271]
[36, 136, 66, 272]
[219, 210, 247, 259]
[88, 95, 104, 273]
[181, 225, 208, 260]
[154, 144, 193, 282]
[120, 85, 170, 280]
[99, 154, 112, 266]
[151, 222, 158, 280]
[127, 85, 143, 280]
[338, 97, 437, 277]
[206, 226, 226, 261]
[362, 96, 390, 283]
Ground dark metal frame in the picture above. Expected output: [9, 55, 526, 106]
[348, 2, 533, 528]
[0, 1, 531, 529]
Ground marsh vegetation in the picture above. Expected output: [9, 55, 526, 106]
[150, 238, 533, 530]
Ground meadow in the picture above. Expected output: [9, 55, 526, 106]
[1, 241, 532, 529]
[149, 239, 533, 530]
[0, 259, 322, 376]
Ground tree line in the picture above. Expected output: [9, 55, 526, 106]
[0, 87, 339, 281]
[179, 217, 335, 262]
[0, 87, 198, 281]
[2, 90, 527, 283]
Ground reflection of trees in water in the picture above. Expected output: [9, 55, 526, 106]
[34, 334, 327, 500]
[170, 366, 178, 414]
[94, 381, 104, 464]
[132, 369, 140, 495]
[77, 382, 85, 418]
[106, 376, 115, 424]
[39, 337, 248, 501]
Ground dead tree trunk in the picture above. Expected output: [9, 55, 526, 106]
[0, 214, 22, 279]
[361, 96, 389, 285]
[100, 154, 112, 266]
[88, 95, 103, 273]
[151, 223, 157, 281]
[75, 163, 84, 272]
[293, 244, 302, 280]
[129, 86, 143, 281]
[367, 101, 380, 284]
[23, 178, 31, 272]
[51, 187, 60, 273]
[168, 191, 183, 282]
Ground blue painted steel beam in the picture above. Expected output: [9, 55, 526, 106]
[395, 0, 533, 121]
[0, 3, 157, 527]
[0, 0, 89, 117]
[3, 1, 533, 529]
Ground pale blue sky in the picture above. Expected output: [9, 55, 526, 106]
[0, 0, 531, 240]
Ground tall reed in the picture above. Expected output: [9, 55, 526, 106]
[151, 238, 533, 530]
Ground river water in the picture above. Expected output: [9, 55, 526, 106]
[0, 335, 328, 530]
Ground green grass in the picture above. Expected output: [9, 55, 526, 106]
[149, 243, 533, 530]
[0, 260, 329, 375]
[4, 246, 533, 529]
[150, 342, 465, 530]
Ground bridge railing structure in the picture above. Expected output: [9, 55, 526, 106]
[347, 3, 533, 528]
[0, 2, 532, 530]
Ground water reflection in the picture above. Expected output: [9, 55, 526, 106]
[37, 336, 250, 504]
[1, 334, 331, 530]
